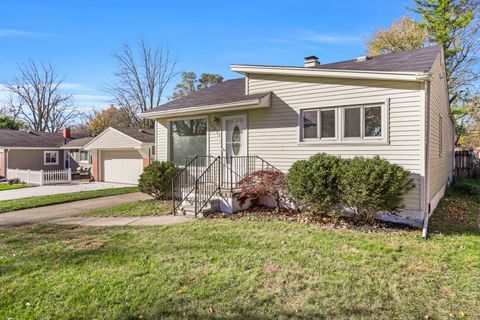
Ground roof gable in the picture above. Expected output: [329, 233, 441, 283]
[83, 127, 154, 150]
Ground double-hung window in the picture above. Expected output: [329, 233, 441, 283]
[44, 151, 59, 165]
[300, 101, 387, 144]
[301, 109, 336, 140]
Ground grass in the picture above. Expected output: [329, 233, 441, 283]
[79, 199, 171, 217]
[0, 186, 139, 214]
[429, 178, 480, 235]
[0, 191, 479, 319]
[0, 183, 29, 191]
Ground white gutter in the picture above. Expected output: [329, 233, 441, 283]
[231, 64, 431, 82]
[140, 94, 271, 119]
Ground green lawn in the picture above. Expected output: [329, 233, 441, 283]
[0, 183, 29, 191]
[79, 199, 171, 217]
[0, 195, 479, 319]
[0, 186, 139, 213]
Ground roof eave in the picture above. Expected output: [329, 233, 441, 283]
[139, 93, 271, 120]
[231, 64, 432, 82]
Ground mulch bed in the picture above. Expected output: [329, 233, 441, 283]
[205, 207, 417, 233]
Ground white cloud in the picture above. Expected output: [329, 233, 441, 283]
[0, 28, 58, 38]
[300, 31, 361, 44]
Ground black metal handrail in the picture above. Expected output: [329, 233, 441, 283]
[172, 156, 214, 215]
[172, 155, 279, 216]
[194, 156, 221, 216]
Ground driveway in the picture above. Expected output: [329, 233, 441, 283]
[0, 182, 135, 201]
[0, 192, 152, 228]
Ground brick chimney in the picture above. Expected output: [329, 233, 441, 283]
[63, 128, 71, 139]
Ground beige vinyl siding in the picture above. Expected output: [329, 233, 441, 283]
[247, 74, 423, 210]
[155, 120, 168, 161]
[428, 55, 454, 201]
[87, 128, 142, 150]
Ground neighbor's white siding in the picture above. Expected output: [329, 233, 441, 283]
[87, 128, 142, 150]
[428, 55, 454, 203]
[246, 74, 424, 211]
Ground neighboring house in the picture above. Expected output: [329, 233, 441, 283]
[141, 46, 454, 227]
[0, 128, 92, 178]
[83, 127, 155, 184]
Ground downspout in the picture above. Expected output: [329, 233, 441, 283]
[422, 80, 431, 239]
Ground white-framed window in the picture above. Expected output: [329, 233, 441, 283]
[300, 101, 388, 144]
[301, 108, 337, 140]
[80, 150, 90, 163]
[44, 151, 59, 165]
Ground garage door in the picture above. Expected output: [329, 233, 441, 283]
[102, 150, 144, 184]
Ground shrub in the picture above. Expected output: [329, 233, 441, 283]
[285, 153, 346, 212]
[339, 156, 414, 223]
[138, 161, 177, 200]
[238, 169, 286, 212]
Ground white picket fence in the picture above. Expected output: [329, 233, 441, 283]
[7, 168, 71, 185]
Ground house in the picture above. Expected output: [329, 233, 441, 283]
[83, 127, 155, 184]
[0, 128, 93, 179]
[141, 45, 454, 227]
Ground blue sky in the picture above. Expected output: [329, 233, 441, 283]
[0, 0, 417, 112]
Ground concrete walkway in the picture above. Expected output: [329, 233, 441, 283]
[0, 182, 135, 201]
[51, 215, 192, 226]
[0, 192, 151, 228]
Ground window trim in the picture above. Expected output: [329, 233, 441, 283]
[299, 99, 389, 145]
[301, 109, 319, 140]
[319, 108, 337, 140]
[44, 151, 59, 165]
[79, 150, 90, 163]
[168, 116, 209, 166]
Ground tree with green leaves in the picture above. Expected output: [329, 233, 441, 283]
[412, 0, 479, 105]
[0, 115, 24, 130]
[365, 16, 429, 56]
[170, 72, 223, 100]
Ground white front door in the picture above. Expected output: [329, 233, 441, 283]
[222, 115, 247, 187]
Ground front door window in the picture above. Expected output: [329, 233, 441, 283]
[224, 116, 246, 159]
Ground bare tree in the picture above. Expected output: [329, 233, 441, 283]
[107, 40, 178, 128]
[4, 60, 78, 132]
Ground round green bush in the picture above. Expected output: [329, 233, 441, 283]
[138, 161, 177, 200]
[285, 153, 346, 211]
[339, 156, 414, 223]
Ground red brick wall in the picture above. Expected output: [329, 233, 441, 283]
[143, 157, 150, 168]
[92, 151, 100, 181]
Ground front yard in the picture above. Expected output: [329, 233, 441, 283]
[1, 182, 479, 319]
[79, 199, 171, 217]
[0, 186, 139, 213]
[0, 183, 29, 191]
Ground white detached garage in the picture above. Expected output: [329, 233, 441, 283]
[84, 127, 155, 184]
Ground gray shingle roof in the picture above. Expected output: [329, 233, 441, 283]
[317, 45, 442, 72]
[0, 130, 89, 148]
[143, 46, 442, 116]
[143, 78, 270, 114]
[238, 46, 442, 73]
[61, 136, 95, 148]
[115, 128, 155, 143]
